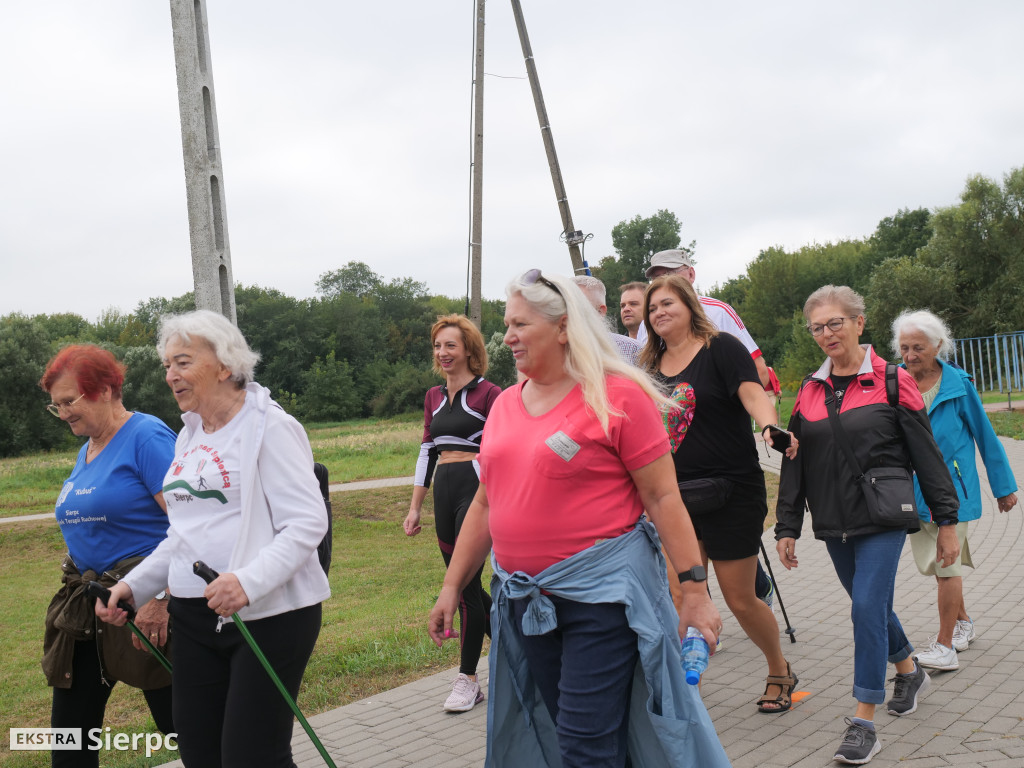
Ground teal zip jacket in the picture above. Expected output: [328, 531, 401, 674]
[485, 520, 731, 768]
[907, 359, 1017, 522]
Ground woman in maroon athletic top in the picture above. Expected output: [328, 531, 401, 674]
[405, 314, 501, 712]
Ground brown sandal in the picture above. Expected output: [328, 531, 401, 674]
[757, 662, 798, 713]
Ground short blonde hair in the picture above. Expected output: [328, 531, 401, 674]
[803, 285, 865, 322]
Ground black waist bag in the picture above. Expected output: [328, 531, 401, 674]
[677, 477, 734, 515]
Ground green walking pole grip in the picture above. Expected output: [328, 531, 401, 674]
[193, 561, 338, 768]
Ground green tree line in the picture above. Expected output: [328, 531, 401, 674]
[0, 264, 513, 457]
[593, 166, 1024, 389]
[3, 164, 1021, 457]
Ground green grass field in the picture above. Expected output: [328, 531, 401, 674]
[304, 413, 422, 484]
[0, 451, 79, 518]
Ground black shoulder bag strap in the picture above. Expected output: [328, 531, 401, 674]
[885, 362, 899, 407]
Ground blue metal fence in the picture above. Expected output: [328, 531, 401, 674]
[952, 332, 1024, 392]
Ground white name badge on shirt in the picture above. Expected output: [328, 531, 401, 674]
[545, 431, 581, 462]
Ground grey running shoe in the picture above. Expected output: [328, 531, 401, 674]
[833, 718, 881, 764]
[887, 661, 931, 716]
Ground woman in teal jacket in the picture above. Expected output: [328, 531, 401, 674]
[893, 310, 1018, 672]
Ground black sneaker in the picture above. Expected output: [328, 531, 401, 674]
[886, 661, 931, 716]
[833, 718, 881, 764]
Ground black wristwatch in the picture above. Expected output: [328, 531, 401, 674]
[677, 565, 708, 584]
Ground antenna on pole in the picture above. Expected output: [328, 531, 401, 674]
[509, 0, 590, 276]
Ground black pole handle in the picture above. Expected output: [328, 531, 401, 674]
[193, 561, 220, 585]
[85, 581, 136, 621]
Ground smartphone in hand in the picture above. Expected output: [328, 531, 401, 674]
[766, 425, 791, 453]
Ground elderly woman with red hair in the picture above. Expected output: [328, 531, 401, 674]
[40, 344, 177, 768]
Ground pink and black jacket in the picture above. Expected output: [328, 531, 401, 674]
[776, 346, 958, 541]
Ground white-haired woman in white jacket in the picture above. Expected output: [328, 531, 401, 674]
[98, 310, 330, 768]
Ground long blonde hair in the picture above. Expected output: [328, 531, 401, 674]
[507, 270, 676, 434]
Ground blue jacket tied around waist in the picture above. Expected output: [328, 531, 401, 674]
[485, 520, 731, 767]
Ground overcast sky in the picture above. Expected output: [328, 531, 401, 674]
[3, 1, 1023, 322]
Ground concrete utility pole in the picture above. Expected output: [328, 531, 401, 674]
[169, 0, 237, 323]
[509, 0, 585, 276]
[468, 0, 485, 328]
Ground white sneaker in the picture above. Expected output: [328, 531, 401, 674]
[915, 641, 959, 671]
[952, 619, 976, 652]
[443, 673, 484, 712]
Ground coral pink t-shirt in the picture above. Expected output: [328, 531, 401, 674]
[480, 375, 670, 576]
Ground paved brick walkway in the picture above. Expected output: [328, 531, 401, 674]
[159, 436, 1024, 767]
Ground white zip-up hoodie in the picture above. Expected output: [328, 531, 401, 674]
[124, 383, 331, 621]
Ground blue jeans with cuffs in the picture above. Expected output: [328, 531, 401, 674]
[825, 529, 915, 704]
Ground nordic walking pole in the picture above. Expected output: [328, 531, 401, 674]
[758, 542, 797, 644]
[86, 581, 174, 674]
[192, 561, 338, 768]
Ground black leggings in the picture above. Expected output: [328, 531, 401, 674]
[50, 635, 173, 768]
[168, 597, 321, 768]
[434, 461, 491, 676]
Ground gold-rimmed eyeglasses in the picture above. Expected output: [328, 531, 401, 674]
[46, 393, 86, 417]
[807, 316, 857, 337]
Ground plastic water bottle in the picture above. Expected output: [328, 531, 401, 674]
[681, 627, 709, 685]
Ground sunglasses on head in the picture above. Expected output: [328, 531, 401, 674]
[523, 268, 563, 298]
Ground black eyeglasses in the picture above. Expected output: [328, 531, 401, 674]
[523, 268, 563, 298]
[807, 316, 857, 337]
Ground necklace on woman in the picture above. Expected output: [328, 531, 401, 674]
[202, 390, 247, 433]
[87, 410, 131, 460]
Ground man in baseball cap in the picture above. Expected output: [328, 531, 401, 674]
[645, 249, 694, 278]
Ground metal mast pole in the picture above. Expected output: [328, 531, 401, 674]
[469, 0, 485, 328]
[509, 0, 585, 275]
[169, 0, 237, 323]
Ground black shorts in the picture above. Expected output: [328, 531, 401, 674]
[685, 472, 768, 561]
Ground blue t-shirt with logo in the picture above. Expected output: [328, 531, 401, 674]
[54, 412, 177, 574]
